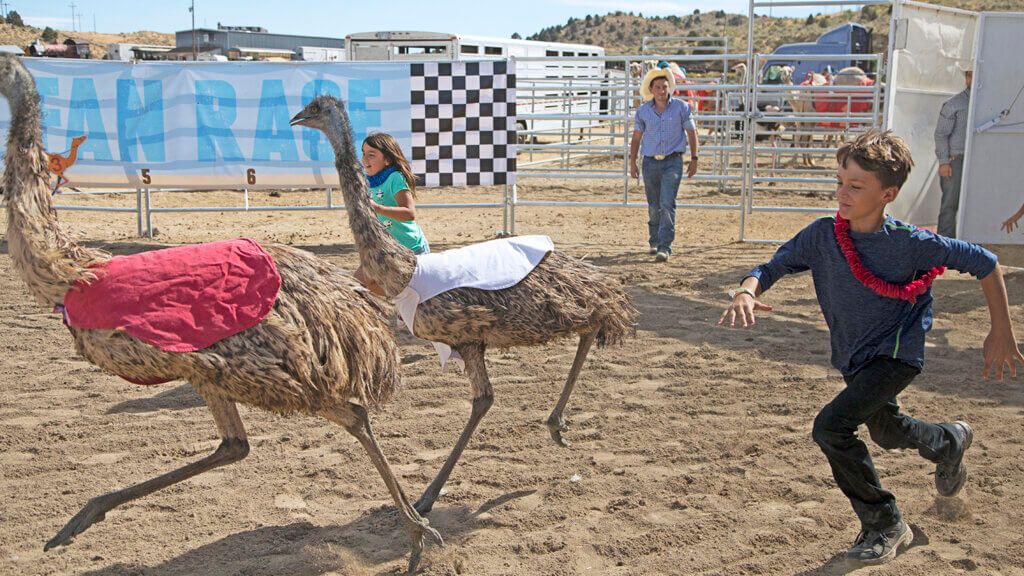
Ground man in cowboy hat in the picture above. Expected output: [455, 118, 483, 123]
[629, 66, 699, 262]
[934, 59, 973, 238]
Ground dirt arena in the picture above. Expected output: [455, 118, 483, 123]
[2, 172, 1023, 576]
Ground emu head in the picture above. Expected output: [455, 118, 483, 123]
[290, 95, 346, 134]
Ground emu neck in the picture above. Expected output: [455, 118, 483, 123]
[323, 125, 415, 297]
[4, 89, 107, 307]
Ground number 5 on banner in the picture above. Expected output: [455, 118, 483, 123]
[140, 168, 151, 185]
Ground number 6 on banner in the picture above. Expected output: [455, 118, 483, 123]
[246, 168, 256, 186]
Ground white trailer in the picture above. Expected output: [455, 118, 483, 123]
[296, 45, 347, 62]
[106, 43, 173, 61]
[344, 31, 615, 138]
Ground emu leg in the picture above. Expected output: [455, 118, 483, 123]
[45, 393, 248, 551]
[414, 343, 492, 515]
[546, 331, 597, 447]
[321, 402, 442, 574]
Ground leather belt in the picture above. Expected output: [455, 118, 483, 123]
[649, 151, 682, 160]
[950, 154, 964, 159]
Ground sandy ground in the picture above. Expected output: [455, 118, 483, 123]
[2, 168, 1023, 576]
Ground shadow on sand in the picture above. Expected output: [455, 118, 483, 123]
[76, 490, 535, 576]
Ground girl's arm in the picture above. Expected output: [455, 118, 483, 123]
[1001, 202, 1024, 233]
[979, 265, 1024, 380]
[371, 189, 417, 222]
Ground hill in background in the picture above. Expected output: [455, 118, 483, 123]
[0, 23, 172, 58]
[527, 0, 1020, 69]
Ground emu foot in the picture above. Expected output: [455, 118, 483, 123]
[44, 495, 112, 551]
[546, 415, 571, 447]
[405, 514, 443, 573]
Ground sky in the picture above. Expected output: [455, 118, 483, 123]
[14, 0, 844, 40]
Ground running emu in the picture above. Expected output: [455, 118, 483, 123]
[291, 95, 638, 514]
[0, 53, 439, 572]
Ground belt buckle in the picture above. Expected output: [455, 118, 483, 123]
[653, 154, 665, 160]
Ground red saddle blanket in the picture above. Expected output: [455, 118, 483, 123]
[61, 238, 281, 354]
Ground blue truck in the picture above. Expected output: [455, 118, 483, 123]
[759, 23, 874, 84]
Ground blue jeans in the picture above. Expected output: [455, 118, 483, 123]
[812, 357, 963, 531]
[938, 157, 963, 238]
[642, 155, 683, 254]
[414, 238, 430, 255]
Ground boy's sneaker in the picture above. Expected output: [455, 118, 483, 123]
[935, 421, 973, 497]
[845, 520, 913, 565]
[655, 251, 669, 262]
[648, 246, 658, 255]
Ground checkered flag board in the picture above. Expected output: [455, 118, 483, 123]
[410, 61, 517, 187]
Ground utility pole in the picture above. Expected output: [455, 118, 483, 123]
[190, 0, 197, 61]
[69, 1, 77, 32]
[0, 1, 8, 20]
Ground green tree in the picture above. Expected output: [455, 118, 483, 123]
[41, 26, 58, 42]
[805, 14, 816, 25]
[861, 5, 878, 19]
[7, 10, 25, 27]
[511, 32, 521, 39]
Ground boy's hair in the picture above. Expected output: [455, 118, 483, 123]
[836, 129, 914, 190]
[363, 132, 417, 197]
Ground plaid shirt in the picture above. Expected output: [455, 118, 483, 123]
[633, 98, 697, 158]
[934, 87, 970, 164]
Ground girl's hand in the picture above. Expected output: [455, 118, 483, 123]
[369, 200, 381, 214]
[718, 293, 773, 328]
[1001, 215, 1020, 234]
[982, 329, 1024, 381]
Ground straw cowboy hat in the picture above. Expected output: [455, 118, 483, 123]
[640, 67, 676, 102]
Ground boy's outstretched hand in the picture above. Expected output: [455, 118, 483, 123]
[982, 329, 1024, 381]
[719, 293, 773, 328]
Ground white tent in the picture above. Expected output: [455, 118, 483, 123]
[887, 1, 1024, 244]
[958, 12, 1024, 244]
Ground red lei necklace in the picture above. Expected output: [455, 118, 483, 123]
[834, 212, 945, 304]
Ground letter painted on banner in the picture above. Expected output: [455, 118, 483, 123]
[117, 79, 165, 162]
[253, 79, 299, 161]
[35, 77, 60, 150]
[347, 79, 382, 150]
[195, 80, 243, 162]
[67, 78, 113, 160]
[300, 79, 341, 161]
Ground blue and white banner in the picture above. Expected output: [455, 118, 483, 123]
[0, 59, 516, 189]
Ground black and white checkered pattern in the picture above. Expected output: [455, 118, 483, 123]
[410, 61, 517, 187]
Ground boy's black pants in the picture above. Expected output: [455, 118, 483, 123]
[812, 357, 965, 531]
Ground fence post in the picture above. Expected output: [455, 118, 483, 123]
[145, 188, 153, 239]
[136, 188, 144, 237]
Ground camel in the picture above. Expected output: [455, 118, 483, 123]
[784, 70, 829, 167]
[290, 95, 638, 515]
[48, 134, 86, 192]
[821, 66, 874, 144]
[0, 53, 439, 572]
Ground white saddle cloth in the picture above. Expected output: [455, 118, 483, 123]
[394, 235, 554, 369]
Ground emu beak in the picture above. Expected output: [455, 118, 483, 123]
[289, 111, 310, 127]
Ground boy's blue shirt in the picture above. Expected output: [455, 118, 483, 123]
[746, 215, 997, 376]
